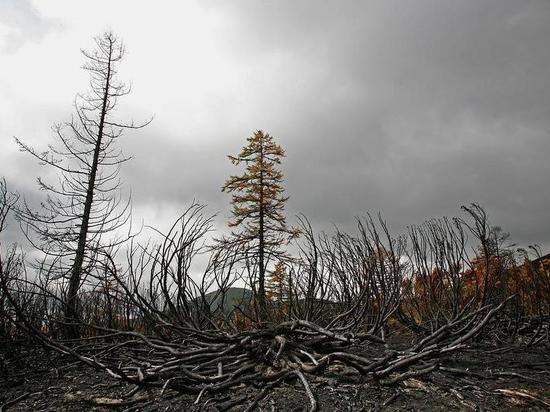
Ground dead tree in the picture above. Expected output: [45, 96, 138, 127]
[461, 203, 515, 307]
[399, 216, 471, 334]
[288, 214, 403, 337]
[1, 201, 520, 410]
[0, 178, 20, 340]
[15, 32, 149, 338]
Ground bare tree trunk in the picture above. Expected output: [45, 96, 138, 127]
[65, 39, 113, 338]
[258, 142, 267, 321]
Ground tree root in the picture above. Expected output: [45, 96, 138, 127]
[11, 299, 511, 409]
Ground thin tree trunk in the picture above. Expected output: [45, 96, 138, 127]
[65, 40, 113, 338]
[258, 140, 267, 322]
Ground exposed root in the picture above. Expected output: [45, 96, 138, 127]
[10, 298, 512, 409]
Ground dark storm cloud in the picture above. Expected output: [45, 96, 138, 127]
[196, 0, 549, 246]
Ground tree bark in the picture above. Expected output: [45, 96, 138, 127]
[65, 39, 113, 338]
[258, 140, 267, 321]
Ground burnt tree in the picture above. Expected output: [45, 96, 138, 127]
[15, 32, 149, 338]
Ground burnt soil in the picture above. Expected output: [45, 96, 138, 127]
[1, 340, 549, 411]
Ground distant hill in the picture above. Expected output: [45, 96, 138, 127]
[204, 287, 253, 313]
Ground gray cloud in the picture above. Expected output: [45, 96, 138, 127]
[0, 0, 61, 53]
[203, 0, 550, 243]
[2, 0, 549, 253]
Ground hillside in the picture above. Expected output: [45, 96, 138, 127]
[204, 287, 253, 313]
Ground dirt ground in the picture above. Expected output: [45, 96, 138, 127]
[1, 341, 549, 411]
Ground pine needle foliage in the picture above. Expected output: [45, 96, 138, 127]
[222, 130, 298, 320]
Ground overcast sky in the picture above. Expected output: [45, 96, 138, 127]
[1, 0, 549, 252]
